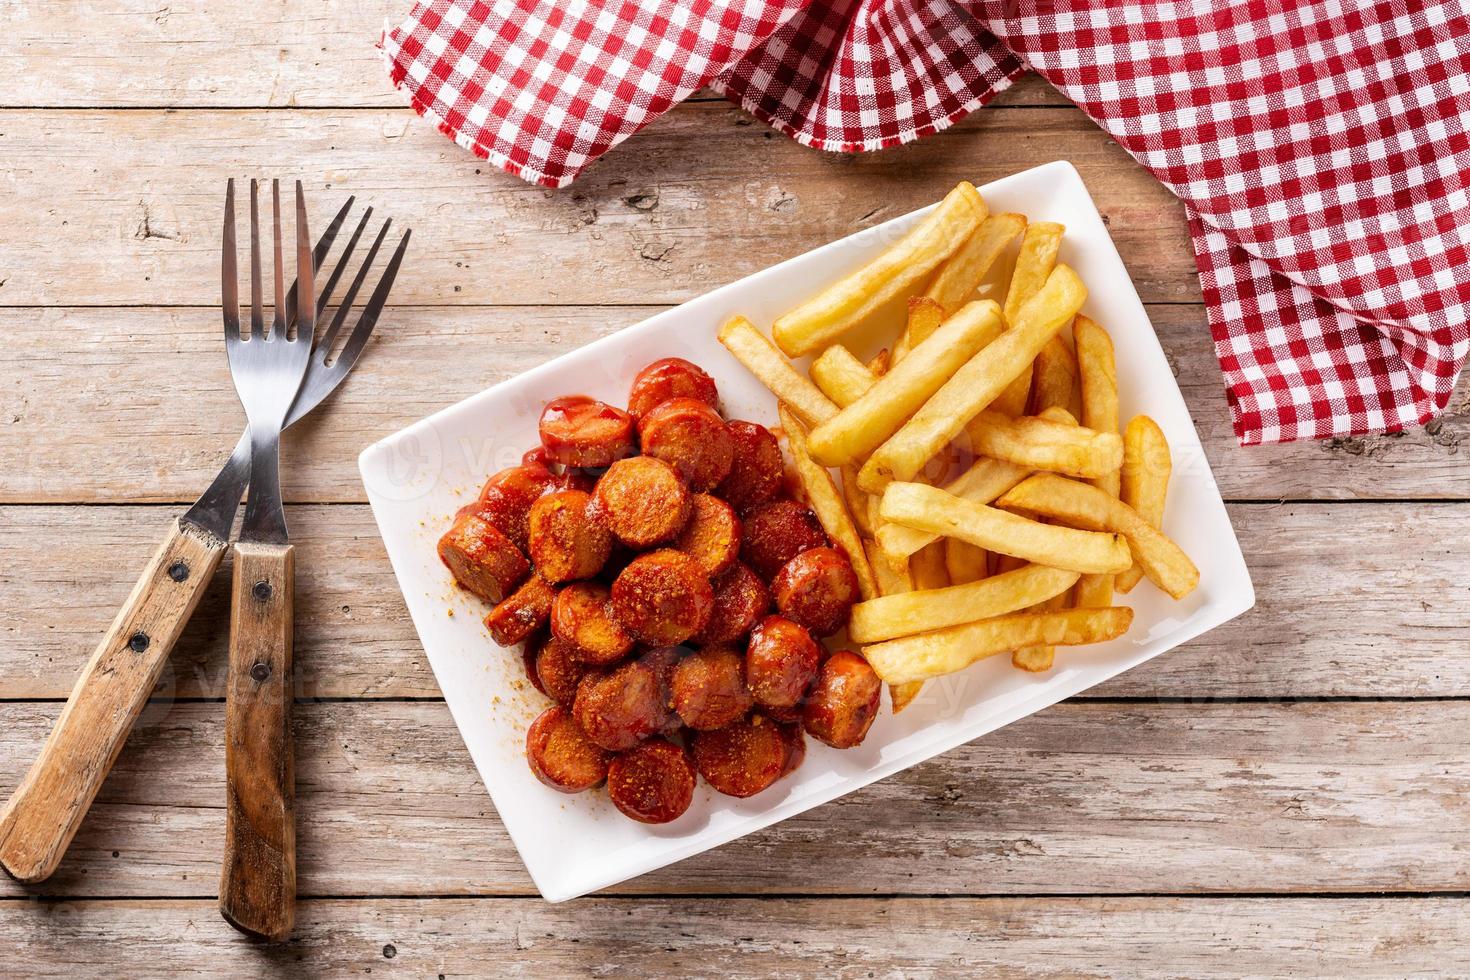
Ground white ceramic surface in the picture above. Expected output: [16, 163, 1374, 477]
[359, 161, 1254, 903]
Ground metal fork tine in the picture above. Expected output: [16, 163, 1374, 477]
[284, 195, 355, 327]
[313, 207, 372, 333]
[319, 217, 389, 358]
[271, 180, 286, 340]
[249, 179, 264, 340]
[294, 180, 315, 344]
[221, 179, 239, 340]
[335, 229, 411, 370]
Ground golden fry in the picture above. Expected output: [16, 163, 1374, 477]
[810, 345, 877, 408]
[718, 316, 837, 428]
[779, 405, 880, 601]
[966, 410, 1123, 479]
[875, 456, 1030, 561]
[809, 300, 1003, 467]
[849, 564, 1079, 644]
[909, 540, 951, 591]
[880, 482, 1132, 574]
[1072, 573, 1114, 609]
[867, 348, 892, 376]
[1075, 314, 1120, 497]
[994, 221, 1065, 417]
[924, 213, 1027, 316]
[858, 265, 1087, 493]
[772, 182, 986, 356]
[863, 607, 1134, 685]
[1116, 415, 1172, 593]
[1012, 583, 1072, 672]
[944, 537, 990, 584]
[1031, 335, 1083, 420]
[893, 296, 946, 365]
[842, 464, 873, 537]
[863, 539, 922, 714]
[997, 473, 1198, 599]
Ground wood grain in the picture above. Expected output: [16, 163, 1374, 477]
[0, 699, 1465, 898]
[1, 896, 1466, 977]
[220, 542, 296, 942]
[0, 104, 1201, 309]
[0, 518, 225, 883]
[0, 502, 1464, 700]
[3, 306, 1466, 505]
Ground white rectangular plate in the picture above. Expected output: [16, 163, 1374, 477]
[359, 161, 1254, 903]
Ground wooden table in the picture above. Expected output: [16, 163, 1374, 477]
[3, 3, 1467, 975]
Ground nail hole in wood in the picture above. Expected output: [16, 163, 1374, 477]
[128, 631, 150, 653]
[252, 580, 273, 602]
[250, 662, 270, 682]
[167, 560, 190, 582]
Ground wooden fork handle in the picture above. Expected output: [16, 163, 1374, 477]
[0, 517, 226, 883]
[220, 540, 296, 942]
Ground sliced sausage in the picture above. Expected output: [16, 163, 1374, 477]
[535, 635, 590, 705]
[591, 456, 691, 548]
[475, 463, 559, 551]
[693, 562, 770, 645]
[551, 582, 635, 665]
[717, 420, 784, 513]
[639, 397, 734, 490]
[484, 574, 556, 647]
[762, 702, 804, 726]
[522, 637, 548, 696]
[739, 500, 828, 580]
[606, 738, 696, 824]
[438, 512, 531, 604]
[673, 493, 741, 577]
[777, 719, 806, 776]
[745, 615, 821, 710]
[691, 714, 794, 798]
[802, 650, 882, 749]
[526, 705, 610, 793]
[609, 549, 714, 646]
[628, 357, 718, 422]
[771, 546, 859, 637]
[671, 645, 754, 730]
[572, 657, 672, 751]
[538, 395, 635, 468]
[528, 489, 613, 583]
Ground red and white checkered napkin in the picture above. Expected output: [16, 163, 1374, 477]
[383, 1, 1470, 445]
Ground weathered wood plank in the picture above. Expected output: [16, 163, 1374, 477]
[0, 700, 1464, 898]
[0, 104, 1199, 308]
[3, 306, 1465, 506]
[5, 1, 1070, 110]
[2, 896, 1466, 978]
[0, 502, 1464, 700]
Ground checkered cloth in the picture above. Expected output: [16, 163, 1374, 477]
[383, 1, 1470, 445]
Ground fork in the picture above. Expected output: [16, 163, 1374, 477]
[0, 182, 407, 891]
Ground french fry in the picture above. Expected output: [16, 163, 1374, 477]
[994, 221, 1065, 417]
[993, 553, 1028, 576]
[842, 464, 873, 537]
[924, 213, 1027, 316]
[778, 405, 880, 601]
[809, 300, 1004, 467]
[944, 538, 990, 584]
[1012, 585, 1072, 672]
[1116, 415, 1172, 593]
[810, 345, 877, 408]
[772, 182, 987, 356]
[1075, 315, 1120, 496]
[910, 540, 951, 591]
[1073, 573, 1115, 608]
[880, 482, 1132, 574]
[858, 265, 1087, 493]
[875, 456, 1030, 561]
[966, 410, 1123, 479]
[862, 607, 1134, 684]
[718, 316, 837, 428]
[866, 348, 892, 377]
[849, 564, 1079, 644]
[889, 680, 924, 714]
[996, 473, 1198, 599]
[892, 296, 946, 364]
[1030, 335, 1082, 418]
